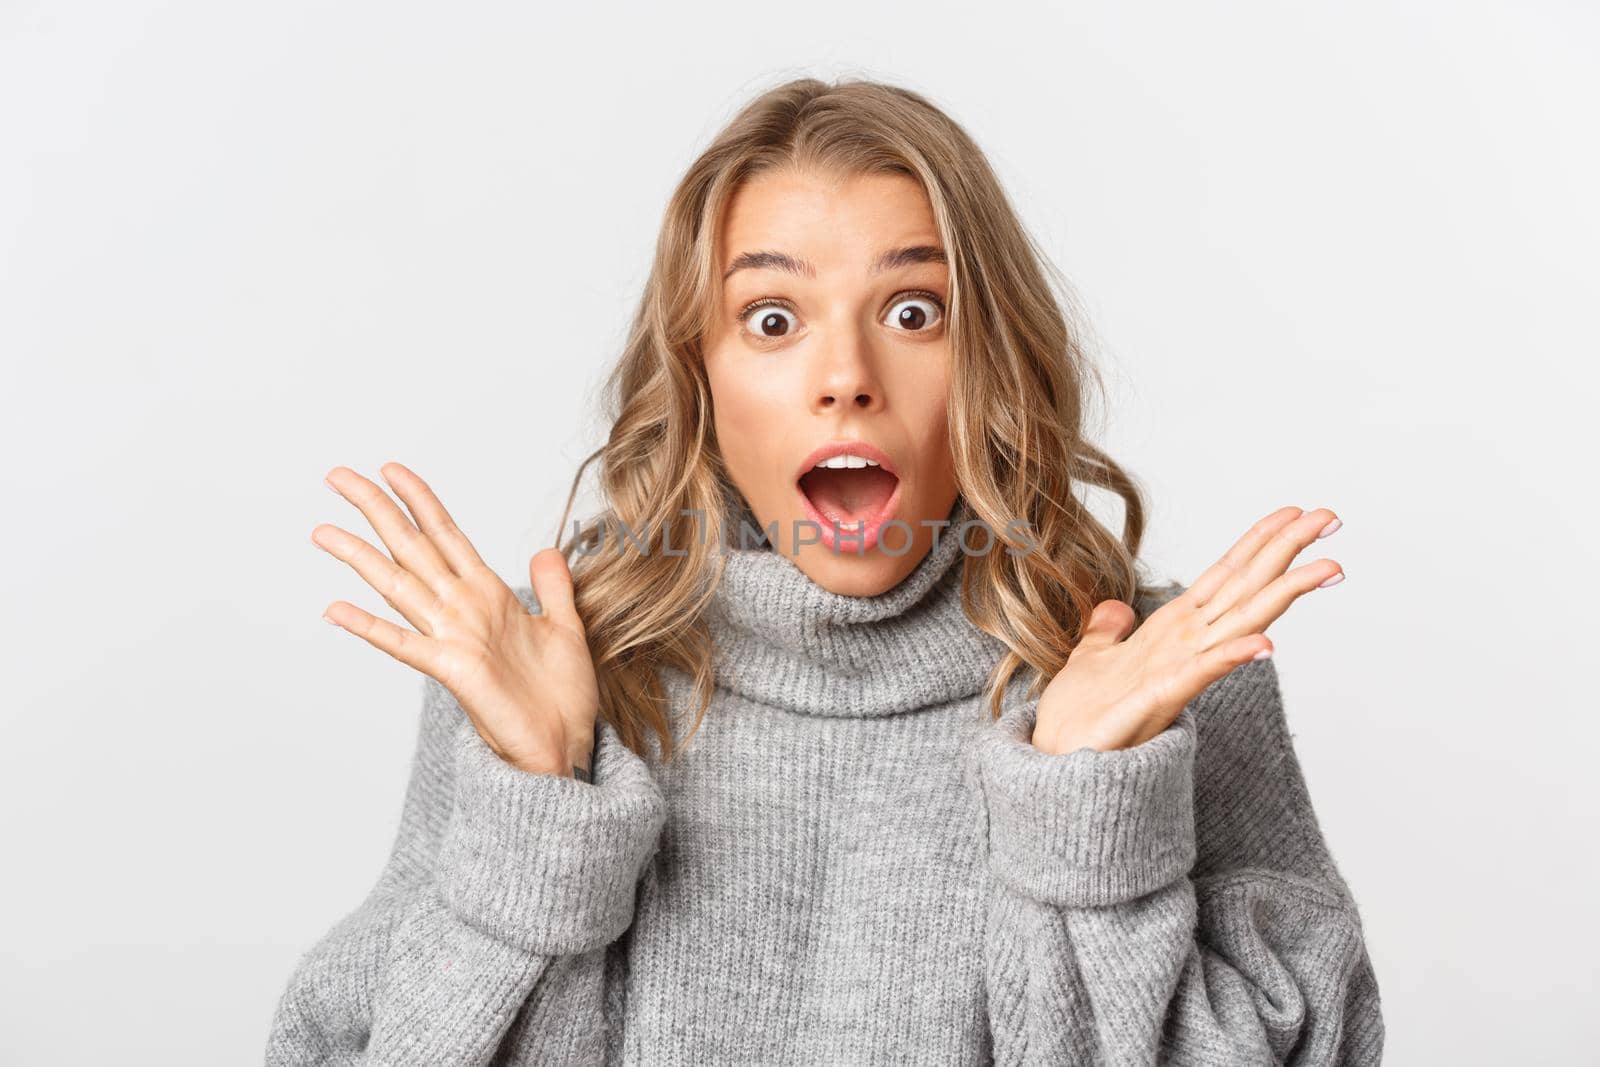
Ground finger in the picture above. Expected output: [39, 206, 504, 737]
[1177, 631, 1274, 706]
[1185, 506, 1304, 608]
[1130, 633, 1273, 748]
[1214, 558, 1345, 642]
[311, 522, 440, 634]
[325, 466, 455, 591]
[1076, 599, 1136, 648]
[378, 461, 490, 577]
[1201, 507, 1340, 625]
[528, 547, 583, 634]
[323, 600, 441, 676]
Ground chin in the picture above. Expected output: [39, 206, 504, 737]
[794, 542, 921, 598]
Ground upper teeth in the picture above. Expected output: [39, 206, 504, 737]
[815, 453, 879, 470]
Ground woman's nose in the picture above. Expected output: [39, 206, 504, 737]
[811, 333, 884, 413]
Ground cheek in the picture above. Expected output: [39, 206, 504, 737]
[706, 350, 789, 491]
[706, 344, 750, 434]
[900, 359, 955, 482]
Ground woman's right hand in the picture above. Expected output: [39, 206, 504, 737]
[311, 461, 600, 779]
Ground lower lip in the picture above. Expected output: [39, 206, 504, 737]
[794, 476, 904, 555]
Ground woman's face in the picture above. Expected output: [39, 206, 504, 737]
[704, 166, 959, 597]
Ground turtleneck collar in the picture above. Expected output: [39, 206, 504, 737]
[705, 495, 1011, 718]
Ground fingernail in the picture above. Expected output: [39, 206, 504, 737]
[1318, 571, 1345, 588]
[325, 478, 341, 495]
[1316, 517, 1342, 539]
[322, 612, 338, 625]
[1252, 648, 1273, 660]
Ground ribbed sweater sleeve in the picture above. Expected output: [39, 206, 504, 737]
[968, 650, 1385, 1065]
[265, 603, 666, 1065]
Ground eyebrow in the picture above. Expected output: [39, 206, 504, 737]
[721, 244, 947, 282]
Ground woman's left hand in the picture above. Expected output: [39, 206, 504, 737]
[1031, 505, 1346, 755]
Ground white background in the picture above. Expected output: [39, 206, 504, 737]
[3, 1, 1594, 1062]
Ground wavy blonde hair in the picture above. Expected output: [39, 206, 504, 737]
[555, 76, 1163, 762]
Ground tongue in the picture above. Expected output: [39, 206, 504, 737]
[799, 466, 899, 524]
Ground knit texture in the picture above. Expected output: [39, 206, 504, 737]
[265, 497, 1384, 1064]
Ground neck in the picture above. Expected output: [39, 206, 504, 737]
[705, 495, 1010, 718]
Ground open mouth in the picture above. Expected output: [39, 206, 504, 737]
[790, 441, 906, 554]
[797, 463, 901, 529]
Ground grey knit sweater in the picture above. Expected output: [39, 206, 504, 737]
[266, 499, 1384, 1065]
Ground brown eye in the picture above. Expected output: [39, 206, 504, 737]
[884, 295, 943, 332]
[741, 304, 797, 339]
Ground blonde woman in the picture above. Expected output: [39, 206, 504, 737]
[267, 78, 1383, 1064]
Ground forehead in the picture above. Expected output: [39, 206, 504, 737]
[717, 168, 941, 270]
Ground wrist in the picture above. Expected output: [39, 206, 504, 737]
[508, 751, 571, 777]
[503, 731, 596, 780]
[1031, 721, 1118, 755]
[567, 734, 596, 781]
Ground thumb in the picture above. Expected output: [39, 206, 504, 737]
[528, 547, 584, 634]
[1077, 599, 1136, 648]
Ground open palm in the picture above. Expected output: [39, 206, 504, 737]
[1032, 505, 1345, 755]
[311, 461, 599, 778]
